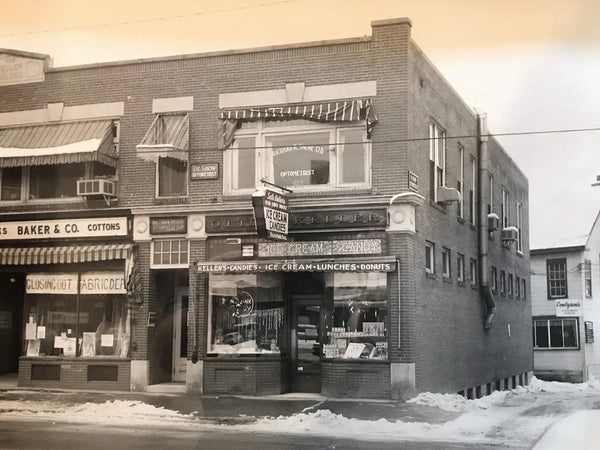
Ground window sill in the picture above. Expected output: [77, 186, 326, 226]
[471, 283, 478, 290]
[457, 280, 465, 287]
[443, 277, 452, 284]
[457, 217, 466, 224]
[425, 272, 437, 280]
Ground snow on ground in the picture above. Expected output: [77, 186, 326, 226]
[0, 377, 598, 447]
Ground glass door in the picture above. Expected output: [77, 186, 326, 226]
[172, 288, 188, 382]
[291, 300, 322, 392]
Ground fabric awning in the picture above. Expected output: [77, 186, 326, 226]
[136, 113, 189, 163]
[0, 120, 117, 168]
[218, 99, 378, 149]
[0, 243, 133, 265]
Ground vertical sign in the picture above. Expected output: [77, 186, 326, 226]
[252, 188, 289, 241]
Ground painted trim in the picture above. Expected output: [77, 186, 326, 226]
[152, 96, 194, 114]
[219, 81, 377, 108]
[0, 102, 125, 127]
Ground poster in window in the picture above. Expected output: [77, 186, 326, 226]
[343, 342, 365, 359]
[81, 332, 96, 357]
[26, 339, 40, 357]
[63, 338, 76, 357]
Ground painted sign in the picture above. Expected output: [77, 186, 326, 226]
[196, 260, 395, 273]
[150, 216, 187, 235]
[556, 300, 582, 317]
[26, 272, 126, 294]
[0, 217, 128, 240]
[252, 189, 289, 241]
[585, 321, 594, 344]
[258, 239, 383, 257]
[191, 163, 219, 180]
[0, 54, 45, 86]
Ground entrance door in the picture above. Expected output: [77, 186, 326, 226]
[172, 288, 188, 382]
[0, 273, 24, 375]
[291, 299, 322, 392]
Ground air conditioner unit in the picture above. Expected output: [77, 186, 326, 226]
[436, 186, 461, 204]
[488, 213, 500, 231]
[77, 179, 117, 205]
[501, 226, 519, 243]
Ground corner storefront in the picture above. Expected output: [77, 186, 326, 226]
[0, 211, 138, 390]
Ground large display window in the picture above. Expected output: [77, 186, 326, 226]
[208, 273, 284, 355]
[23, 272, 130, 358]
[323, 272, 388, 360]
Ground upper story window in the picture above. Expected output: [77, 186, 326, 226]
[457, 253, 465, 283]
[491, 266, 498, 293]
[547, 258, 568, 299]
[488, 174, 494, 215]
[501, 188, 510, 229]
[425, 241, 435, 274]
[585, 259, 592, 298]
[0, 120, 118, 204]
[457, 144, 464, 218]
[151, 239, 189, 268]
[470, 258, 477, 286]
[516, 200, 523, 253]
[219, 99, 376, 195]
[137, 113, 189, 198]
[500, 270, 506, 295]
[429, 122, 446, 202]
[508, 273, 514, 297]
[442, 247, 451, 279]
[469, 156, 476, 226]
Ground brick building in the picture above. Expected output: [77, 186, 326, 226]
[0, 18, 532, 399]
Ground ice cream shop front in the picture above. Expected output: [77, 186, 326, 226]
[196, 207, 400, 399]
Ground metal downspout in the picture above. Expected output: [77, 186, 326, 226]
[478, 113, 496, 329]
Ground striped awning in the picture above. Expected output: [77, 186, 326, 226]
[0, 120, 117, 168]
[0, 243, 133, 265]
[218, 99, 377, 150]
[136, 113, 189, 163]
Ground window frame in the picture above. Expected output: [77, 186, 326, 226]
[533, 317, 580, 350]
[457, 144, 464, 218]
[442, 247, 451, 279]
[547, 258, 568, 299]
[425, 241, 435, 274]
[155, 156, 188, 199]
[470, 258, 477, 286]
[457, 253, 465, 283]
[501, 187, 510, 229]
[516, 200, 523, 253]
[223, 120, 371, 195]
[469, 156, 477, 226]
[585, 259, 592, 298]
[491, 266, 498, 293]
[150, 238, 190, 269]
[429, 122, 446, 203]
[500, 270, 506, 295]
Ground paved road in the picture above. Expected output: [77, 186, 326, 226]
[0, 419, 519, 450]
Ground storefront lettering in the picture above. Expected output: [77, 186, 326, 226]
[197, 261, 394, 273]
[26, 272, 126, 295]
[0, 217, 128, 240]
[258, 239, 382, 258]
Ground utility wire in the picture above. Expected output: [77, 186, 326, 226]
[0, 0, 300, 37]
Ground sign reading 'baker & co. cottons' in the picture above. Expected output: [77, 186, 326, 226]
[0, 217, 128, 240]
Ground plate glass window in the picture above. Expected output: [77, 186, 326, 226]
[533, 318, 579, 349]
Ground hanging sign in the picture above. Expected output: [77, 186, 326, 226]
[556, 300, 582, 317]
[252, 188, 289, 241]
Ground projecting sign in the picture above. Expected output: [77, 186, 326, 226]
[0, 217, 128, 240]
[252, 189, 289, 241]
[556, 300, 582, 317]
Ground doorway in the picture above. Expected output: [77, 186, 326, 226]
[290, 297, 323, 393]
[0, 273, 24, 375]
[172, 287, 188, 382]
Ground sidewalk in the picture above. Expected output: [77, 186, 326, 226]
[0, 373, 458, 425]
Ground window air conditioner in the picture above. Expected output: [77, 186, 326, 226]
[501, 226, 519, 243]
[488, 213, 500, 231]
[77, 179, 117, 205]
[436, 186, 461, 204]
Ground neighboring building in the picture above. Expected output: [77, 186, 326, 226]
[0, 17, 532, 399]
[531, 213, 600, 382]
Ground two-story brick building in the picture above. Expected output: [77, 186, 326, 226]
[0, 18, 532, 399]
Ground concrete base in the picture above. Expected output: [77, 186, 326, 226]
[130, 360, 148, 391]
[391, 362, 416, 400]
[186, 359, 203, 394]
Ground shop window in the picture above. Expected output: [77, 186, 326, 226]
[207, 273, 284, 355]
[457, 253, 465, 283]
[533, 317, 579, 349]
[223, 120, 370, 195]
[0, 166, 23, 201]
[151, 239, 189, 268]
[24, 294, 128, 358]
[323, 272, 388, 360]
[547, 258, 567, 299]
[158, 157, 187, 197]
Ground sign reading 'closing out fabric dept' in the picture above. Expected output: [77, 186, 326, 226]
[252, 189, 289, 241]
[26, 272, 126, 294]
[0, 217, 128, 240]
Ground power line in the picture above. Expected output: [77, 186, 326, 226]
[0, 0, 300, 37]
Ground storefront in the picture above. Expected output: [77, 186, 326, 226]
[0, 213, 137, 390]
[196, 208, 398, 398]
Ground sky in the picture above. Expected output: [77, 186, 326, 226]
[2, 377, 600, 447]
[1, 0, 600, 249]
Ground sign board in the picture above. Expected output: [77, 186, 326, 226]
[26, 272, 126, 294]
[197, 260, 396, 273]
[258, 239, 382, 258]
[585, 321, 594, 344]
[191, 163, 219, 180]
[150, 216, 187, 235]
[556, 300, 582, 317]
[0, 217, 128, 240]
[408, 171, 419, 193]
[252, 189, 289, 241]
[0, 54, 46, 86]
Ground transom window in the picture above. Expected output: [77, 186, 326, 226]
[151, 239, 189, 268]
[224, 120, 370, 195]
[533, 318, 579, 349]
[547, 258, 568, 299]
